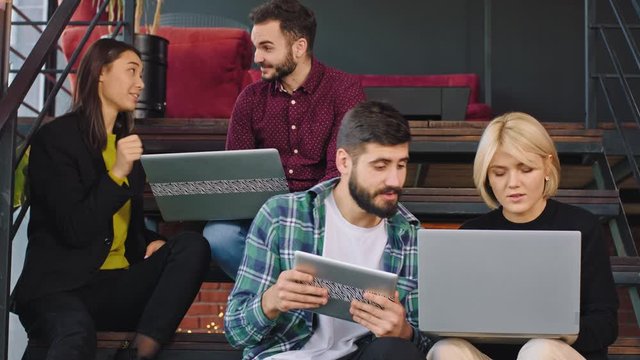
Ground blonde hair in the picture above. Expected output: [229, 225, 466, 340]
[473, 112, 560, 209]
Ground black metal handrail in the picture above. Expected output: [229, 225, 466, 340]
[598, 75, 640, 206]
[607, 0, 640, 85]
[11, 5, 85, 98]
[587, 0, 640, 189]
[12, 6, 66, 54]
[9, 45, 72, 96]
[0, 0, 80, 136]
[597, 27, 640, 127]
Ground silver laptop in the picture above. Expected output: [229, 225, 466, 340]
[418, 229, 581, 344]
[293, 251, 398, 322]
[141, 149, 288, 221]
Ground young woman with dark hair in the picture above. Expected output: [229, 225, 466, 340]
[12, 38, 211, 360]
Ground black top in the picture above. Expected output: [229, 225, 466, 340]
[12, 112, 160, 309]
[461, 199, 619, 360]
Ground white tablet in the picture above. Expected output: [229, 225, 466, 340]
[293, 251, 398, 322]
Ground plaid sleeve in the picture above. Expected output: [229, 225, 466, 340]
[224, 200, 281, 347]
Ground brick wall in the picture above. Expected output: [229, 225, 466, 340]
[179, 282, 233, 334]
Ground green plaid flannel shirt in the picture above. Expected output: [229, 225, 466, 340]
[224, 178, 435, 359]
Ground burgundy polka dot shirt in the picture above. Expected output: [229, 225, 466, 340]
[226, 58, 365, 192]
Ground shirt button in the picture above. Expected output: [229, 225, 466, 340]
[293, 149, 299, 154]
[288, 169, 294, 174]
[104, 237, 112, 245]
[291, 125, 296, 130]
[291, 100, 296, 105]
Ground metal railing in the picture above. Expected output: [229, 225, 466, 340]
[586, 0, 640, 331]
[586, 0, 640, 210]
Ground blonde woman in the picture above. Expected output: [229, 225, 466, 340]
[427, 112, 618, 360]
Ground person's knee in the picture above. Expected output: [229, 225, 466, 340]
[427, 338, 477, 360]
[170, 231, 211, 265]
[206, 221, 249, 259]
[204, 221, 250, 244]
[517, 338, 566, 359]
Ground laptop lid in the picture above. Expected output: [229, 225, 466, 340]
[141, 148, 288, 221]
[293, 251, 398, 322]
[417, 229, 581, 344]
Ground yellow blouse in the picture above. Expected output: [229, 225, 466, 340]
[100, 134, 131, 270]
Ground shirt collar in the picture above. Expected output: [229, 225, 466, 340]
[307, 178, 420, 227]
[271, 57, 324, 95]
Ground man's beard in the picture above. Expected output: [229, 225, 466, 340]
[348, 172, 402, 219]
[261, 50, 297, 82]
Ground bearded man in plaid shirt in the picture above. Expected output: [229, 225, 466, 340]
[225, 101, 434, 360]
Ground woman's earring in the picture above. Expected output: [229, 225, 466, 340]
[544, 176, 550, 182]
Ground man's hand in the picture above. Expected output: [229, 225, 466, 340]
[111, 135, 143, 179]
[145, 240, 166, 259]
[261, 269, 329, 320]
[349, 291, 413, 340]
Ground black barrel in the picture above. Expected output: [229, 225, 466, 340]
[134, 34, 168, 119]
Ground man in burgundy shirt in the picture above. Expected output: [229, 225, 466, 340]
[203, 0, 365, 279]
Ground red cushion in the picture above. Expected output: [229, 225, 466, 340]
[59, 26, 253, 118]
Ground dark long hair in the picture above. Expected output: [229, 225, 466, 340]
[73, 38, 140, 151]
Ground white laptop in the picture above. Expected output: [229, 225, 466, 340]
[417, 229, 581, 344]
[141, 148, 288, 222]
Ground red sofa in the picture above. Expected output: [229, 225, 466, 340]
[246, 70, 491, 120]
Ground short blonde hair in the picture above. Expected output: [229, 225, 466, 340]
[473, 112, 560, 209]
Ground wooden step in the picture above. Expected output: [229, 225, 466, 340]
[24, 331, 640, 359]
[609, 337, 640, 356]
[402, 187, 621, 218]
[24, 332, 242, 360]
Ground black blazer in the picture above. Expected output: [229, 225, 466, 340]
[13, 112, 158, 308]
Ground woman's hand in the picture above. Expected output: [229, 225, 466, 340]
[111, 135, 143, 179]
[145, 240, 166, 259]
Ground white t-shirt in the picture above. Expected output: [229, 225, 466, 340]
[268, 193, 388, 360]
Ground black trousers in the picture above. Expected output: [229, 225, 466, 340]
[18, 232, 211, 360]
[343, 337, 425, 360]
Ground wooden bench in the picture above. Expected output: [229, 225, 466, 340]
[612, 257, 640, 285]
[25, 331, 639, 359]
[608, 337, 640, 359]
[401, 187, 622, 218]
[24, 332, 242, 360]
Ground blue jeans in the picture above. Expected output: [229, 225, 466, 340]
[202, 219, 253, 280]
